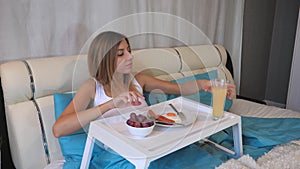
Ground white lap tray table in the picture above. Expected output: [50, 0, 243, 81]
[80, 97, 243, 169]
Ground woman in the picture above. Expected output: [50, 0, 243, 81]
[52, 31, 235, 168]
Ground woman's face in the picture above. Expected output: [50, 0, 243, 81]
[115, 39, 133, 74]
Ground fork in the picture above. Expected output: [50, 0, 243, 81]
[168, 103, 186, 122]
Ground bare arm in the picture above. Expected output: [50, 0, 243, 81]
[135, 73, 211, 95]
[52, 79, 115, 137]
[135, 73, 235, 99]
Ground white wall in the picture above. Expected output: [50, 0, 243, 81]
[287, 7, 300, 112]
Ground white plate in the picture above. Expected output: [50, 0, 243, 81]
[154, 111, 197, 127]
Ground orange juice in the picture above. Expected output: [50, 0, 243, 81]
[212, 84, 227, 120]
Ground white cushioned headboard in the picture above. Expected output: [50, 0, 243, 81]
[175, 45, 234, 87]
[5, 101, 46, 169]
[27, 55, 89, 100]
[132, 48, 181, 76]
[0, 45, 235, 169]
[175, 45, 222, 71]
[0, 61, 32, 105]
[0, 55, 90, 169]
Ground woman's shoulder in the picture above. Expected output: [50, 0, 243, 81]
[135, 72, 150, 81]
[135, 72, 158, 85]
[81, 78, 96, 87]
[134, 72, 147, 87]
[76, 78, 97, 97]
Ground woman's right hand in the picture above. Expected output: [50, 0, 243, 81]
[112, 91, 145, 108]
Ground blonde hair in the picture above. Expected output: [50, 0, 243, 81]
[87, 31, 139, 95]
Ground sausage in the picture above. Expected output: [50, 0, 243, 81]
[148, 109, 175, 123]
[156, 115, 175, 123]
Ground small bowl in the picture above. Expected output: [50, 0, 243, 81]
[126, 121, 155, 138]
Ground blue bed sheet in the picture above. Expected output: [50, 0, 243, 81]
[63, 117, 300, 169]
[210, 116, 300, 160]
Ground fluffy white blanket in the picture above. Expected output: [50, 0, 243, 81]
[216, 139, 300, 169]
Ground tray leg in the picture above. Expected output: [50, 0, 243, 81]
[132, 159, 149, 169]
[203, 138, 235, 155]
[232, 122, 243, 158]
[80, 135, 95, 169]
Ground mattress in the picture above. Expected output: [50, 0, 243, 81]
[230, 99, 300, 118]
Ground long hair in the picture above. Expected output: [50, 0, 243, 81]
[87, 31, 140, 95]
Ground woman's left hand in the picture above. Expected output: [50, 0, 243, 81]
[226, 84, 235, 99]
[198, 79, 235, 99]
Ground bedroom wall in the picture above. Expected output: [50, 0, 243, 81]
[240, 0, 276, 101]
[265, 0, 300, 106]
[287, 8, 300, 112]
[240, 0, 300, 107]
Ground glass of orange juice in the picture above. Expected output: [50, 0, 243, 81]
[211, 79, 229, 120]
